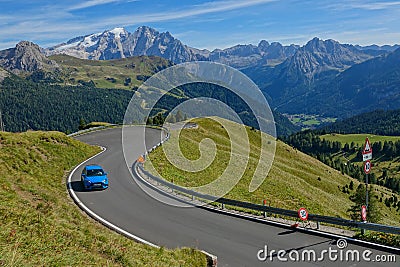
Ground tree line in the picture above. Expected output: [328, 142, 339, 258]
[322, 109, 400, 136]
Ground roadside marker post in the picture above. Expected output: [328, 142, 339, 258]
[361, 205, 367, 222]
[361, 204, 367, 235]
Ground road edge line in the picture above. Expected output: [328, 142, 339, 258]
[66, 146, 159, 248]
[68, 131, 218, 266]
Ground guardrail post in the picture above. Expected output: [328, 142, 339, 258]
[222, 204, 225, 210]
[316, 221, 320, 230]
[263, 199, 267, 218]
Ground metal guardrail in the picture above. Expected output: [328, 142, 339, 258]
[67, 125, 116, 137]
[136, 162, 400, 235]
[67, 123, 168, 138]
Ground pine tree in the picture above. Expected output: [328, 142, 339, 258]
[79, 118, 86, 130]
[347, 184, 382, 223]
[349, 180, 354, 190]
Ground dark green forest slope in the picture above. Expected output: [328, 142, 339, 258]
[321, 109, 400, 136]
[0, 75, 133, 133]
[0, 74, 298, 136]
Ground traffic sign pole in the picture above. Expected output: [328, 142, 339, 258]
[362, 138, 372, 212]
[366, 174, 368, 209]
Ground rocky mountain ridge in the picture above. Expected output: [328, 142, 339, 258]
[46, 26, 398, 70]
[46, 26, 300, 68]
[46, 26, 204, 63]
[0, 41, 59, 74]
[244, 40, 400, 118]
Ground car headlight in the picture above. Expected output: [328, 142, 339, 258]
[102, 179, 107, 184]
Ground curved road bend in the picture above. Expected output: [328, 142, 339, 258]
[71, 127, 399, 266]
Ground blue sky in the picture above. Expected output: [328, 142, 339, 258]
[0, 0, 399, 50]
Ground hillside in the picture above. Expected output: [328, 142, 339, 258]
[0, 76, 133, 133]
[145, 117, 400, 226]
[284, 130, 400, 202]
[0, 66, 9, 81]
[0, 130, 205, 266]
[333, 48, 400, 115]
[49, 54, 172, 89]
[320, 133, 400, 194]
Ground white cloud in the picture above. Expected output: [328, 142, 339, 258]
[327, 1, 400, 11]
[68, 0, 125, 11]
[353, 1, 400, 10]
[110, 0, 277, 24]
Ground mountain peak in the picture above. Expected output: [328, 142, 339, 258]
[16, 40, 39, 48]
[108, 27, 128, 36]
[0, 41, 59, 73]
[305, 37, 326, 50]
[258, 40, 270, 50]
[135, 25, 158, 35]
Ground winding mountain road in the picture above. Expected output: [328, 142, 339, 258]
[70, 127, 399, 266]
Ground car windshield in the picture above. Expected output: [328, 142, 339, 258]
[87, 169, 104, 176]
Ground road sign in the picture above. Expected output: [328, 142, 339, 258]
[298, 207, 309, 221]
[362, 137, 372, 161]
[361, 205, 367, 221]
[363, 153, 372, 161]
[363, 160, 371, 174]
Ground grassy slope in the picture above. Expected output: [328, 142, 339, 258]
[0, 66, 9, 81]
[50, 54, 171, 89]
[146, 118, 400, 226]
[321, 133, 400, 197]
[0, 131, 206, 266]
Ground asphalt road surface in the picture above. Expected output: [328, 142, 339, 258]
[70, 127, 399, 266]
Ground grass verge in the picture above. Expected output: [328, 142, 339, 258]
[145, 117, 400, 226]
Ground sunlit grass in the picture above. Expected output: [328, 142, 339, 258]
[146, 117, 400, 226]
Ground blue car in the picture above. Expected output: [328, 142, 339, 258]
[81, 165, 109, 190]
